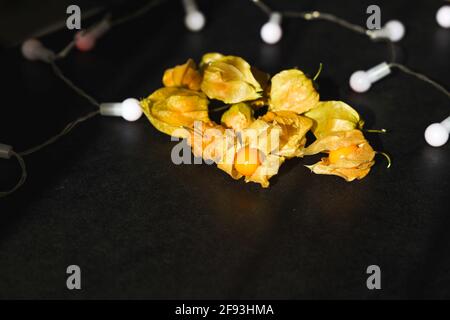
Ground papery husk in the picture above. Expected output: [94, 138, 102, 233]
[305, 101, 364, 139]
[260, 111, 313, 158]
[269, 69, 319, 114]
[162, 59, 202, 91]
[304, 130, 376, 181]
[200, 54, 265, 104]
[221, 103, 254, 131]
[141, 87, 210, 138]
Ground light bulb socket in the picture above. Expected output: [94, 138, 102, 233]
[441, 116, 450, 131]
[100, 103, 123, 117]
[269, 12, 282, 25]
[0, 144, 13, 159]
[366, 62, 391, 83]
[182, 0, 198, 13]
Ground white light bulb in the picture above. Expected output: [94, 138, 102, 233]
[349, 62, 391, 93]
[21, 39, 55, 62]
[75, 19, 111, 52]
[370, 20, 405, 42]
[185, 10, 205, 31]
[182, 0, 205, 31]
[349, 71, 371, 93]
[121, 98, 143, 122]
[260, 12, 283, 44]
[436, 5, 450, 28]
[384, 20, 405, 42]
[100, 98, 143, 122]
[424, 116, 450, 147]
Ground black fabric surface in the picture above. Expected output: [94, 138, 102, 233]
[0, 0, 449, 299]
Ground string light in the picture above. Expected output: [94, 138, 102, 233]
[75, 17, 111, 51]
[182, 0, 205, 32]
[100, 99, 143, 122]
[349, 62, 391, 93]
[21, 39, 56, 62]
[367, 20, 405, 42]
[260, 12, 283, 44]
[425, 116, 450, 147]
[436, 5, 450, 28]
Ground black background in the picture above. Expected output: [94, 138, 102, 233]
[0, 0, 449, 299]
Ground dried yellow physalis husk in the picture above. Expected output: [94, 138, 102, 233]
[221, 103, 254, 131]
[199, 52, 225, 68]
[269, 69, 319, 114]
[141, 87, 210, 138]
[304, 130, 375, 181]
[261, 111, 313, 158]
[305, 101, 364, 139]
[201, 54, 264, 104]
[162, 59, 202, 91]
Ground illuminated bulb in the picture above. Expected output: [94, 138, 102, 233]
[424, 116, 450, 147]
[349, 62, 391, 93]
[100, 98, 143, 122]
[260, 12, 283, 44]
[436, 5, 450, 28]
[370, 20, 405, 42]
[75, 19, 111, 52]
[0, 144, 12, 159]
[21, 39, 55, 62]
[182, 0, 205, 31]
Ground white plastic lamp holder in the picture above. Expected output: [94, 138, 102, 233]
[424, 116, 450, 147]
[182, 0, 205, 32]
[349, 62, 391, 93]
[260, 12, 283, 44]
[21, 39, 56, 62]
[75, 19, 111, 52]
[436, 5, 450, 28]
[369, 20, 405, 42]
[0, 144, 12, 159]
[100, 98, 143, 122]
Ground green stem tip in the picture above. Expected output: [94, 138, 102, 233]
[365, 128, 387, 134]
[313, 63, 323, 81]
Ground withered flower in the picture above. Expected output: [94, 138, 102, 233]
[269, 69, 319, 114]
[201, 54, 264, 104]
[162, 59, 202, 91]
[141, 87, 210, 138]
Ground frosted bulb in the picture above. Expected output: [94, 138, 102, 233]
[185, 11, 205, 31]
[424, 116, 450, 147]
[21, 39, 55, 62]
[75, 19, 110, 51]
[436, 6, 450, 28]
[349, 71, 371, 93]
[349, 62, 391, 93]
[100, 98, 143, 122]
[260, 12, 283, 44]
[75, 32, 96, 52]
[121, 98, 143, 122]
[182, 0, 205, 31]
[370, 20, 405, 42]
[384, 20, 405, 42]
